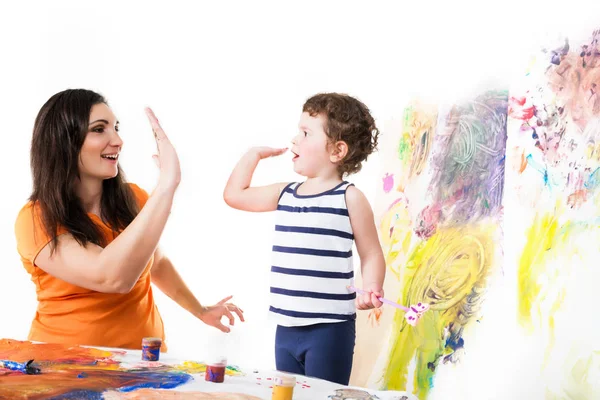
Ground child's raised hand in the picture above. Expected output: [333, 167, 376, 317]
[251, 146, 288, 159]
[356, 286, 384, 310]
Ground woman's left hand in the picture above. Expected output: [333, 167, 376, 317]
[197, 295, 245, 333]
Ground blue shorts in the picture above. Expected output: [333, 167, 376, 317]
[275, 320, 355, 385]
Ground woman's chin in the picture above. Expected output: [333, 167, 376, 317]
[100, 169, 119, 180]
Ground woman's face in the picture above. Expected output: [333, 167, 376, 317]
[78, 103, 123, 182]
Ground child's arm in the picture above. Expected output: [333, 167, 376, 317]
[346, 185, 386, 310]
[223, 146, 290, 212]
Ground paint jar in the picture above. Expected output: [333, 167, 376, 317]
[272, 374, 296, 400]
[205, 356, 227, 383]
[141, 337, 162, 361]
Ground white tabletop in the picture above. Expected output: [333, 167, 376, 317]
[110, 347, 416, 399]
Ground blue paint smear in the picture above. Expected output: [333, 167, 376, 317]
[118, 371, 193, 393]
[47, 390, 103, 400]
[446, 337, 465, 351]
[37, 371, 193, 399]
[0, 360, 28, 373]
[524, 154, 557, 190]
[585, 167, 600, 191]
[525, 154, 548, 184]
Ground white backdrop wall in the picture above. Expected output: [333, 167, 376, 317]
[1, 0, 599, 381]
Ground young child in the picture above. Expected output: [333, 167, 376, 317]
[223, 93, 385, 385]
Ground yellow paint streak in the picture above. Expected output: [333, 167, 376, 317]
[517, 207, 600, 397]
[517, 212, 559, 332]
[543, 288, 566, 367]
[173, 361, 207, 374]
[565, 351, 600, 398]
[379, 198, 414, 281]
[172, 361, 242, 376]
[381, 224, 496, 398]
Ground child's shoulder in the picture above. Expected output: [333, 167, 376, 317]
[344, 183, 371, 210]
[277, 182, 297, 200]
[342, 180, 359, 193]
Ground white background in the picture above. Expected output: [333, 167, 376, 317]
[0, 0, 599, 390]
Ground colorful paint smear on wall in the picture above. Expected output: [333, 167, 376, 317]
[507, 27, 600, 398]
[352, 92, 508, 399]
[395, 101, 438, 194]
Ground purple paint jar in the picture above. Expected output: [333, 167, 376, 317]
[205, 356, 227, 383]
[141, 337, 162, 361]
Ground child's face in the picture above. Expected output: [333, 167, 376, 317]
[290, 112, 335, 178]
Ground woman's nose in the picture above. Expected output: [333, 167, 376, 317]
[111, 131, 123, 147]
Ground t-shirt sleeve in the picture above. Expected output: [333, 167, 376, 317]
[128, 183, 150, 209]
[14, 203, 67, 272]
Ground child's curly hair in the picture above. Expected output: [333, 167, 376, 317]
[303, 93, 379, 176]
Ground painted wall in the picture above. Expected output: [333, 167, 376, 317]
[352, 25, 600, 400]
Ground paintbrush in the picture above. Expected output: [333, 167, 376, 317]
[347, 285, 431, 326]
[0, 359, 41, 375]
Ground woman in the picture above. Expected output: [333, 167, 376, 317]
[14, 89, 243, 350]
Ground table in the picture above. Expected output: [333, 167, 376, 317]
[0, 339, 416, 399]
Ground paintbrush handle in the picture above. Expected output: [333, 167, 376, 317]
[348, 286, 410, 312]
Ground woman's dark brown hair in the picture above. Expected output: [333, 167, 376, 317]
[303, 93, 379, 176]
[30, 89, 139, 253]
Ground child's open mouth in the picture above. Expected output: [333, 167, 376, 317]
[291, 151, 299, 161]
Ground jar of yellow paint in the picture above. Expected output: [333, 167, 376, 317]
[272, 374, 296, 400]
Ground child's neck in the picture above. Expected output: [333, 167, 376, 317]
[298, 174, 343, 195]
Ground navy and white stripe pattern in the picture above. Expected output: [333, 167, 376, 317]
[269, 181, 356, 327]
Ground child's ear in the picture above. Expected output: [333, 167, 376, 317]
[329, 140, 348, 163]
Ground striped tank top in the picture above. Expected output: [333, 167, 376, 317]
[269, 181, 356, 327]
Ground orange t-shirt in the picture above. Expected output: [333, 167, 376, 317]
[14, 183, 167, 351]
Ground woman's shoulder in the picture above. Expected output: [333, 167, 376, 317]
[15, 200, 42, 230]
[14, 200, 54, 265]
